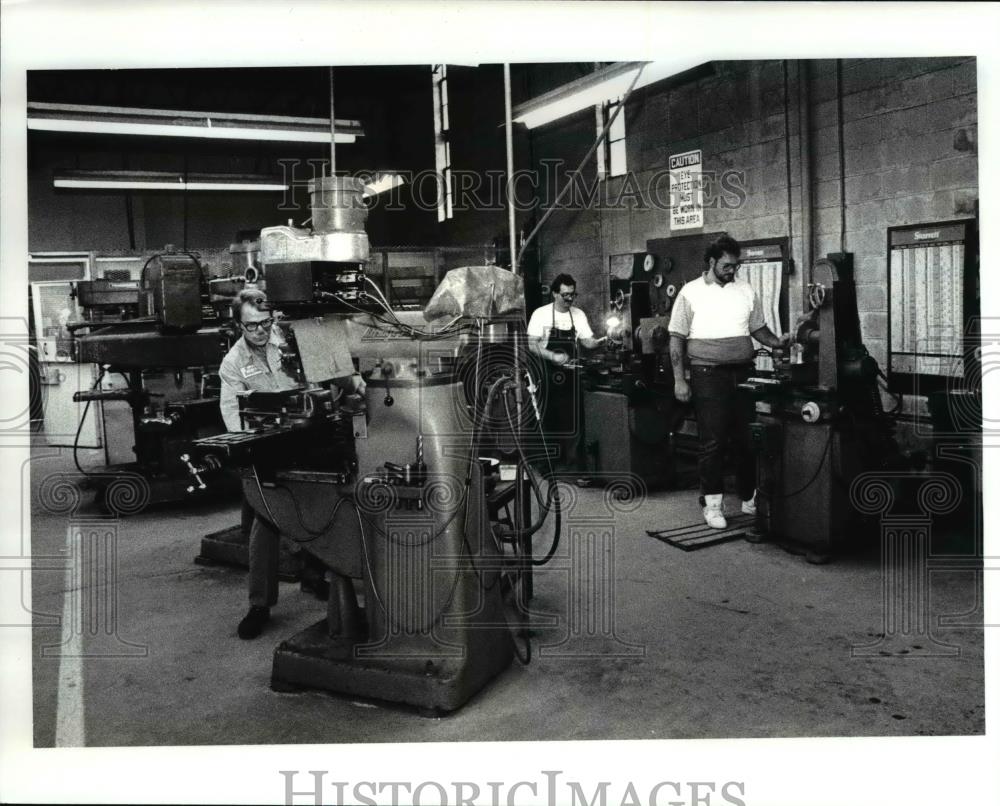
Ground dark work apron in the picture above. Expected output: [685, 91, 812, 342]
[543, 306, 581, 466]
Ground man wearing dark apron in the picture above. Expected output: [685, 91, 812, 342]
[527, 273, 605, 471]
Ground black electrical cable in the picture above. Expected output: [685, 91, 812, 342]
[875, 364, 904, 416]
[499, 390, 563, 566]
[295, 372, 517, 650]
[272, 484, 349, 541]
[335, 295, 470, 342]
[361, 276, 469, 340]
[348, 495, 389, 618]
[72, 367, 107, 477]
[757, 426, 834, 501]
[500, 392, 554, 524]
[350, 492, 474, 635]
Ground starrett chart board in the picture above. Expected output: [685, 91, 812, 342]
[888, 220, 977, 392]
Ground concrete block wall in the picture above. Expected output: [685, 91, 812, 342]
[527, 58, 978, 403]
[529, 112, 608, 328]
[528, 60, 808, 332]
[808, 57, 978, 376]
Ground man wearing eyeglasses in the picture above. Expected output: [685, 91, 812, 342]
[668, 235, 788, 530]
[527, 273, 606, 470]
[218, 290, 299, 433]
[219, 289, 302, 639]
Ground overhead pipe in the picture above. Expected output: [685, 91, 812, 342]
[797, 59, 814, 310]
[503, 64, 518, 274]
[836, 59, 847, 254]
[517, 64, 645, 264]
[329, 67, 337, 175]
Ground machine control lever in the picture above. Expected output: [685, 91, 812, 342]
[378, 359, 395, 406]
[73, 388, 152, 404]
[140, 411, 182, 427]
[180, 452, 221, 493]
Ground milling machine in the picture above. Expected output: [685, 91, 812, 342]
[185, 177, 557, 712]
[69, 248, 239, 510]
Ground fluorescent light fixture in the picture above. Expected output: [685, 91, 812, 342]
[55, 178, 183, 190]
[31, 119, 356, 143]
[512, 61, 711, 129]
[53, 171, 289, 191]
[28, 102, 363, 144]
[184, 181, 287, 191]
[362, 173, 406, 197]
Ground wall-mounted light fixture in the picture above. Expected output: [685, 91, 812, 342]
[362, 173, 407, 198]
[512, 61, 712, 129]
[28, 102, 363, 144]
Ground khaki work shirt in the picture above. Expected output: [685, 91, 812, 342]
[218, 334, 299, 432]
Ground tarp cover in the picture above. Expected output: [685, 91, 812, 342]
[423, 266, 525, 321]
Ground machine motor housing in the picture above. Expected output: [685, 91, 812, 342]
[142, 254, 203, 331]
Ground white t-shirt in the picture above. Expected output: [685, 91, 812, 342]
[526, 303, 593, 349]
[668, 274, 765, 364]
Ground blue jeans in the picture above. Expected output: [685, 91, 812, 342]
[689, 363, 756, 499]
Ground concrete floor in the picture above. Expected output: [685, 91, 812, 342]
[29, 447, 984, 747]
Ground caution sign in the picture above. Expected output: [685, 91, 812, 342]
[669, 149, 703, 231]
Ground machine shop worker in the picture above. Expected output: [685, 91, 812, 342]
[527, 273, 606, 471]
[219, 289, 301, 640]
[668, 235, 788, 530]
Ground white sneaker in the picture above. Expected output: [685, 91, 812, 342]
[702, 493, 727, 529]
[741, 491, 758, 516]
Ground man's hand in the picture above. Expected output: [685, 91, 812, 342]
[674, 378, 692, 404]
[579, 336, 607, 350]
[550, 351, 570, 366]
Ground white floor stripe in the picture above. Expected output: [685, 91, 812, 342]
[53, 524, 84, 747]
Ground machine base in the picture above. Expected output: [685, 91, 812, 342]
[86, 464, 241, 514]
[271, 619, 514, 714]
[758, 532, 835, 565]
[194, 525, 301, 582]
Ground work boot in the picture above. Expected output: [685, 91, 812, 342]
[237, 606, 270, 640]
[741, 490, 758, 516]
[702, 493, 727, 529]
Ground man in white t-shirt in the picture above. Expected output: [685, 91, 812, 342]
[668, 236, 788, 529]
[526, 273, 606, 470]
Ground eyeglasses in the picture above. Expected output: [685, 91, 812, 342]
[559, 292, 577, 299]
[241, 318, 274, 332]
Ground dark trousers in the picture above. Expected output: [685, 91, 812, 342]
[543, 366, 583, 470]
[240, 496, 283, 608]
[249, 514, 282, 608]
[689, 363, 756, 499]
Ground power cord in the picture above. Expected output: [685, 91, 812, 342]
[72, 367, 107, 477]
[757, 427, 834, 502]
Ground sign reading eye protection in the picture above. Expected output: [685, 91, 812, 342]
[669, 149, 703, 231]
